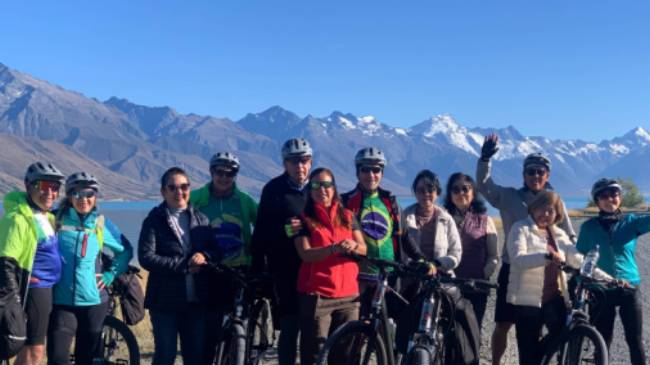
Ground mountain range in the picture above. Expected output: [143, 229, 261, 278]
[0, 61, 648, 200]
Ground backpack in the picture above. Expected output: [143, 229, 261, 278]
[101, 253, 145, 325]
[0, 293, 27, 360]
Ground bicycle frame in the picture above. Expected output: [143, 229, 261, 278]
[406, 281, 443, 357]
[364, 267, 398, 365]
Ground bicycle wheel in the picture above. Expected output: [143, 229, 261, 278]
[405, 344, 431, 365]
[316, 320, 388, 365]
[95, 315, 140, 365]
[217, 323, 246, 365]
[246, 299, 274, 365]
[541, 325, 607, 365]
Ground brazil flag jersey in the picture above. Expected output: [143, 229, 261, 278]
[200, 194, 250, 267]
[359, 192, 394, 275]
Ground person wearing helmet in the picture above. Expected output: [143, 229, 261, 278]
[476, 134, 575, 365]
[189, 152, 258, 365]
[0, 162, 64, 365]
[251, 138, 313, 365]
[576, 178, 650, 365]
[47, 172, 133, 365]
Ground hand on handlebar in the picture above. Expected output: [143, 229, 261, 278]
[545, 251, 563, 265]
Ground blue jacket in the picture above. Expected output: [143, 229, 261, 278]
[576, 213, 650, 286]
[53, 207, 133, 306]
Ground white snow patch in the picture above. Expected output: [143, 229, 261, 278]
[634, 127, 650, 142]
[337, 116, 357, 130]
[609, 143, 630, 155]
[395, 128, 408, 136]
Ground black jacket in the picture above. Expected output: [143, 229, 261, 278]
[138, 203, 216, 311]
[250, 173, 307, 315]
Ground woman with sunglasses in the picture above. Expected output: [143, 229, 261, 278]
[443, 172, 498, 328]
[576, 179, 650, 365]
[47, 172, 133, 365]
[402, 169, 462, 276]
[0, 162, 64, 365]
[294, 167, 366, 365]
[138, 167, 217, 365]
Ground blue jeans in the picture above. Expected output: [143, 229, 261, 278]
[150, 305, 206, 365]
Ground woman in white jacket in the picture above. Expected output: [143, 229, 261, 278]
[506, 191, 611, 365]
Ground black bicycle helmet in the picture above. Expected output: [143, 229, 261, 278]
[65, 172, 100, 194]
[209, 152, 240, 170]
[24, 162, 65, 184]
[523, 153, 551, 171]
[591, 178, 622, 201]
[354, 147, 387, 167]
[281, 138, 313, 159]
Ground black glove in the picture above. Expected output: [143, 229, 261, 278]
[481, 134, 499, 160]
[407, 260, 432, 276]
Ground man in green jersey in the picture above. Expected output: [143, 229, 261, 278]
[189, 151, 258, 365]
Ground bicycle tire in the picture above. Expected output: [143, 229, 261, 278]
[246, 299, 273, 365]
[541, 324, 608, 365]
[405, 344, 431, 365]
[316, 320, 388, 365]
[217, 322, 247, 365]
[96, 315, 140, 365]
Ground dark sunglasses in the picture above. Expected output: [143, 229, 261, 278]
[597, 189, 620, 200]
[166, 183, 190, 192]
[415, 186, 435, 195]
[525, 168, 548, 177]
[213, 169, 237, 178]
[287, 157, 311, 165]
[311, 180, 334, 190]
[359, 166, 382, 174]
[72, 190, 96, 200]
[35, 181, 61, 193]
[451, 185, 472, 195]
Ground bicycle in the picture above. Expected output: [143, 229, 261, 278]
[208, 264, 275, 365]
[316, 254, 409, 365]
[401, 269, 497, 365]
[541, 249, 616, 365]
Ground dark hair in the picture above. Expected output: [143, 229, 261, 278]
[160, 167, 189, 190]
[411, 169, 441, 195]
[443, 172, 487, 214]
[304, 167, 351, 228]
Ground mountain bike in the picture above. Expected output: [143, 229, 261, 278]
[208, 264, 275, 365]
[402, 271, 496, 365]
[541, 250, 617, 365]
[316, 254, 409, 365]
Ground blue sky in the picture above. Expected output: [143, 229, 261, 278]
[3, 1, 649, 141]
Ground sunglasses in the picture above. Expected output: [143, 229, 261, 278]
[166, 183, 190, 192]
[35, 181, 61, 193]
[311, 180, 334, 190]
[451, 185, 472, 195]
[597, 189, 620, 200]
[525, 168, 548, 177]
[415, 186, 435, 195]
[72, 190, 96, 200]
[213, 169, 237, 178]
[287, 157, 311, 165]
[359, 166, 382, 174]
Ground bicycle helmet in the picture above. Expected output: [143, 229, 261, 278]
[281, 138, 313, 160]
[523, 153, 551, 172]
[24, 162, 65, 184]
[209, 152, 240, 170]
[591, 178, 622, 201]
[65, 172, 100, 194]
[354, 147, 387, 167]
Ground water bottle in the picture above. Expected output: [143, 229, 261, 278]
[580, 245, 600, 278]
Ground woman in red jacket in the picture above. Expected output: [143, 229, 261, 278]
[294, 167, 367, 365]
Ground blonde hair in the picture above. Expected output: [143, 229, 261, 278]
[527, 191, 565, 226]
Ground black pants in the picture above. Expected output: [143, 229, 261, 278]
[47, 301, 109, 365]
[590, 287, 646, 365]
[514, 295, 567, 365]
[202, 307, 226, 365]
[462, 290, 488, 330]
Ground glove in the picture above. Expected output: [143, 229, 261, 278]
[407, 260, 434, 276]
[481, 134, 499, 160]
[101, 271, 116, 287]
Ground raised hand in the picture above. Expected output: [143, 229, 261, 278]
[481, 134, 499, 160]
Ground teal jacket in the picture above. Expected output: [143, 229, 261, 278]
[576, 213, 650, 286]
[190, 183, 258, 266]
[53, 207, 133, 306]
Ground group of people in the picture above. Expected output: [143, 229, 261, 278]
[0, 134, 647, 365]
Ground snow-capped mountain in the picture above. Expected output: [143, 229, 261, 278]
[0, 61, 648, 198]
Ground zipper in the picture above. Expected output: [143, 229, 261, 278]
[71, 230, 80, 305]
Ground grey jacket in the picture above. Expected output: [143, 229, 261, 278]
[475, 158, 576, 264]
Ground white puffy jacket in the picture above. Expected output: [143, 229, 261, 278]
[506, 217, 611, 308]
